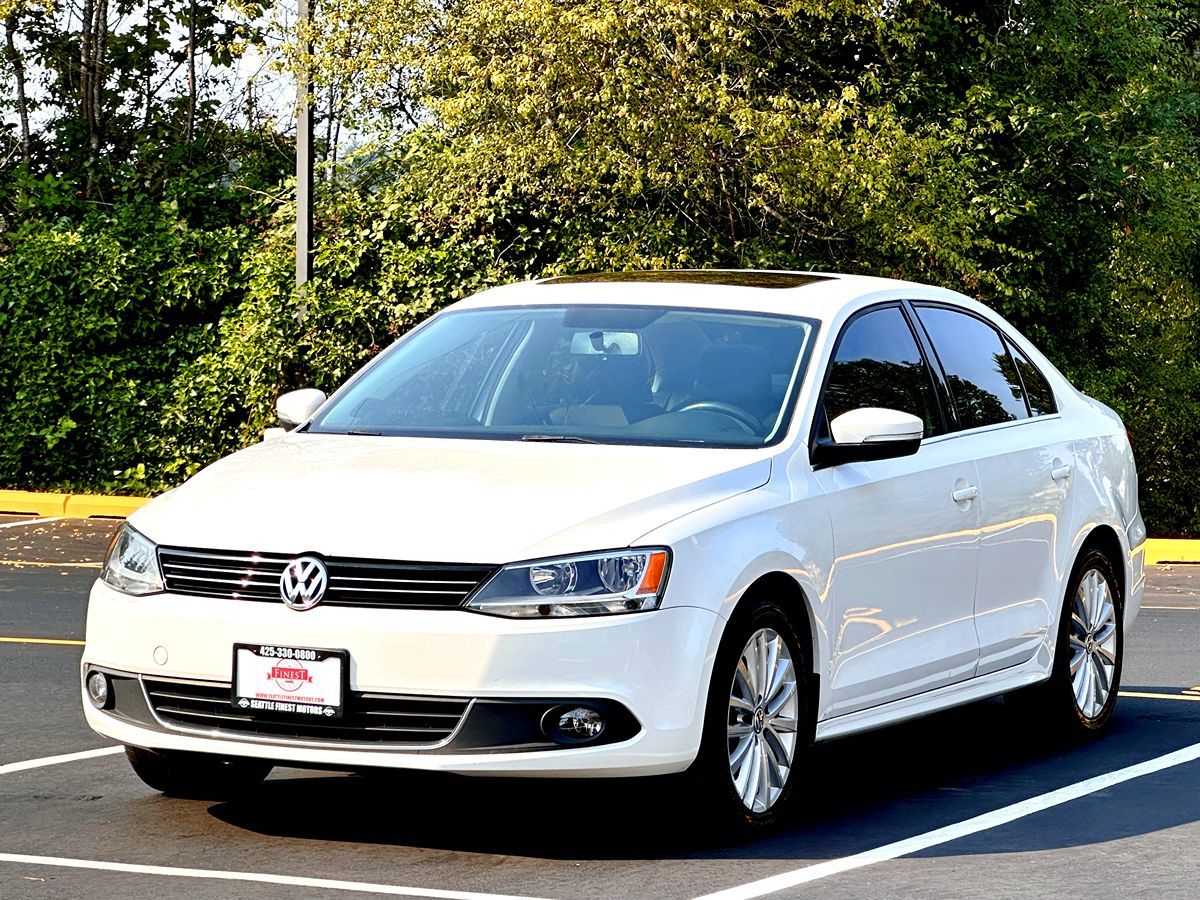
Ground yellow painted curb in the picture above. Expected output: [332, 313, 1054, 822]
[63, 494, 149, 519]
[0, 490, 68, 517]
[0, 489, 148, 520]
[1145, 539, 1200, 565]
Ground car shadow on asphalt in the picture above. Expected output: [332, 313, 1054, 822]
[207, 691, 1200, 861]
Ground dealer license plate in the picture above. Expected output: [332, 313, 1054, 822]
[232, 644, 346, 720]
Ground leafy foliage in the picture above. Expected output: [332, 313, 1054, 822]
[3, 0, 1200, 534]
[0, 199, 249, 493]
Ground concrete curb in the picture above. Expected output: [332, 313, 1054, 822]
[0, 490, 149, 519]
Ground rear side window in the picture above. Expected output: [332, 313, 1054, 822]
[1007, 340, 1057, 416]
[915, 305, 1027, 430]
[822, 306, 944, 438]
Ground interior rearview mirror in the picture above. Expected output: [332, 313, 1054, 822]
[810, 407, 923, 467]
[275, 388, 328, 431]
[569, 330, 641, 356]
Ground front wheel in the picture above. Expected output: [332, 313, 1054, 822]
[1007, 549, 1123, 736]
[687, 595, 810, 832]
[125, 746, 272, 800]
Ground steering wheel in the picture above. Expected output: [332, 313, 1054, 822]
[673, 400, 760, 435]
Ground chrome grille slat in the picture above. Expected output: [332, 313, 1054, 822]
[360, 709, 463, 719]
[331, 580, 480, 588]
[160, 548, 292, 563]
[327, 585, 469, 596]
[146, 696, 228, 710]
[163, 562, 288, 576]
[159, 578, 280, 592]
[156, 706, 255, 723]
[143, 677, 471, 746]
[158, 547, 496, 609]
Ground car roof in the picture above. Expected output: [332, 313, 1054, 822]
[449, 270, 971, 320]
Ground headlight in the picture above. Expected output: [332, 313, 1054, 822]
[466, 548, 670, 618]
[101, 524, 164, 595]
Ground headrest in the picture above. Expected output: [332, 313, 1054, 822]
[695, 345, 772, 410]
[576, 353, 653, 405]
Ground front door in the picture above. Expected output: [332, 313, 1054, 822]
[812, 304, 982, 719]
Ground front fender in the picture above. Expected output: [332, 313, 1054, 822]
[640, 476, 835, 691]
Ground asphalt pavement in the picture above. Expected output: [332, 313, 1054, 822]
[2, 514, 1199, 898]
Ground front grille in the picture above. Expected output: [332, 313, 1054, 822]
[158, 547, 496, 609]
[143, 676, 470, 746]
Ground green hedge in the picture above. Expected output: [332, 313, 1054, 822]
[3, 175, 1200, 534]
[0, 205, 248, 494]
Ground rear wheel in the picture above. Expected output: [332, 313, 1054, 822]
[688, 594, 810, 831]
[1007, 549, 1123, 736]
[125, 746, 272, 800]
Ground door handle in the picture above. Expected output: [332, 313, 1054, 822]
[1052, 464, 1072, 481]
[952, 485, 979, 503]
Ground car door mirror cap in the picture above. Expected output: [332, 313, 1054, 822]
[276, 388, 327, 430]
[812, 408, 924, 467]
[831, 408, 924, 445]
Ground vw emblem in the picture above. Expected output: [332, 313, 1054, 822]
[279, 556, 328, 611]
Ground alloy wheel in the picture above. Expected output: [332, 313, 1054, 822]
[1069, 567, 1119, 719]
[727, 627, 799, 813]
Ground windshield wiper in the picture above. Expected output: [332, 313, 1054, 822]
[346, 429, 384, 436]
[520, 434, 601, 444]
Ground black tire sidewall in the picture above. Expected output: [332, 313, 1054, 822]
[125, 746, 271, 798]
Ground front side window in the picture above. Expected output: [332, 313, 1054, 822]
[915, 306, 1028, 430]
[308, 305, 816, 448]
[821, 305, 944, 438]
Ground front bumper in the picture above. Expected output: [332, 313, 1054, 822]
[83, 580, 722, 776]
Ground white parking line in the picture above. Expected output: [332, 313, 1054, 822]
[0, 746, 122, 776]
[0, 517, 61, 530]
[0, 853, 551, 899]
[692, 740, 1200, 900]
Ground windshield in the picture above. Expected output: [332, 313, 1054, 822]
[307, 305, 817, 447]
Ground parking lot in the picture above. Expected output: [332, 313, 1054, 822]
[3, 513, 1200, 898]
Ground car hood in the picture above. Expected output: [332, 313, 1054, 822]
[132, 434, 772, 563]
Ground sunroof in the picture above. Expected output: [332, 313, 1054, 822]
[541, 270, 831, 289]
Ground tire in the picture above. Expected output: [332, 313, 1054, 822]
[1006, 548, 1123, 737]
[686, 593, 811, 833]
[125, 746, 272, 800]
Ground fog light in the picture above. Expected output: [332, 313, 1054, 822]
[549, 706, 605, 743]
[86, 670, 111, 709]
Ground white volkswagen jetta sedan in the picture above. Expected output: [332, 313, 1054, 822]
[83, 270, 1144, 828]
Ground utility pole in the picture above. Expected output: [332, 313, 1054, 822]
[295, 0, 314, 287]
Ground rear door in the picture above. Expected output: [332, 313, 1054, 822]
[812, 304, 982, 718]
[912, 304, 1074, 676]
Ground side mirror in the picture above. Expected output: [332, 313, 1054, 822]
[275, 388, 327, 430]
[810, 408, 923, 468]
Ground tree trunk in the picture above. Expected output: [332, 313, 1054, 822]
[79, 0, 110, 196]
[324, 81, 337, 179]
[143, 0, 153, 128]
[185, 0, 197, 147]
[79, 0, 94, 136]
[2, 15, 31, 166]
[93, 0, 108, 146]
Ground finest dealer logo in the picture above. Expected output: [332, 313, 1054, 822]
[269, 663, 314, 692]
